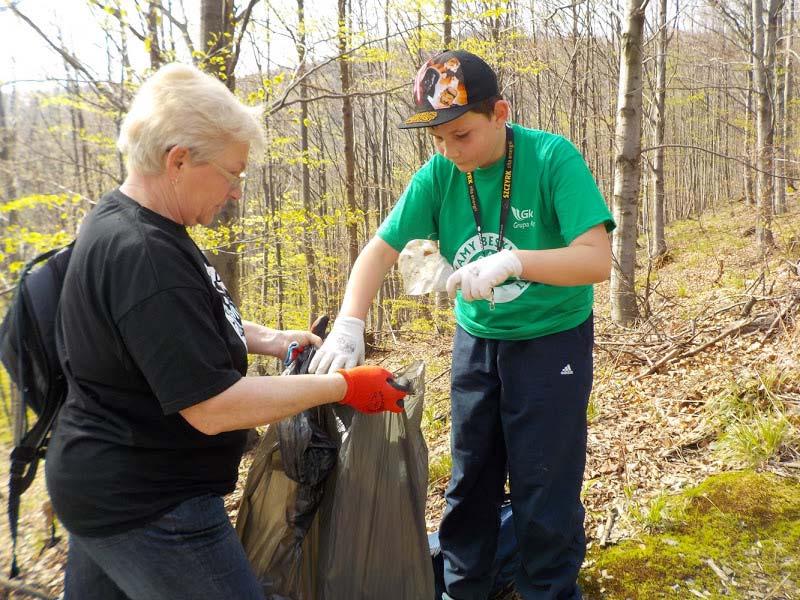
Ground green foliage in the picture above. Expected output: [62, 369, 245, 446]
[1, 193, 82, 215]
[626, 491, 689, 534]
[428, 453, 452, 484]
[716, 416, 793, 468]
[421, 401, 448, 437]
[705, 368, 799, 469]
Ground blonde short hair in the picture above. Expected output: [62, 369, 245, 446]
[118, 63, 265, 174]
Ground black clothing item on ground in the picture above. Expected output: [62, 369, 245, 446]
[46, 190, 248, 537]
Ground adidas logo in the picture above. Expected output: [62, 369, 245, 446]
[560, 364, 573, 375]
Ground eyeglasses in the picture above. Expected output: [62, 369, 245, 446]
[209, 161, 247, 193]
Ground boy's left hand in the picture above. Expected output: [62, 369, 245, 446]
[446, 250, 522, 301]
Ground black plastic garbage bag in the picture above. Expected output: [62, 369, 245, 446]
[275, 322, 338, 542]
[237, 359, 433, 600]
[236, 318, 335, 599]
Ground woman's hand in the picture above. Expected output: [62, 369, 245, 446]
[242, 320, 321, 358]
[274, 329, 323, 360]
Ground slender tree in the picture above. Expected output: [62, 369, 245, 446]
[338, 0, 359, 271]
[200, 0, 241, 304]
[146, 1, 163, 69]
[649, 0, 669, 258]
[444, 0, 453, 47]
[296, 0, 320, 318]
[752, 0, 783, 252]
[610, 0, 649, 325]
[779, 0, 795, 210]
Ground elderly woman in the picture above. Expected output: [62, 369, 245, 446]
[44, 63, 405, 600]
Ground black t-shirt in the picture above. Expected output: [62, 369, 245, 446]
[45, 190, 249, 537]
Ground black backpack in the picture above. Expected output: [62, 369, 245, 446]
[0, 242, 73, 578]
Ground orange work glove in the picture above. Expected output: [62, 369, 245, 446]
[337, 365, 407, 414]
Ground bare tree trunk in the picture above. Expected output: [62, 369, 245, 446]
[444, 0, 453, 47]
[201, 0, 234, 88]
[339, 0, 358, 270]
[780, 0, 795, 207]
[569, 2, 579, 143]
[0, 87, 17, 204]
[610, 0, 648, 325]
[746, 69, 756, 205]
[201, 0, 240, 304]
[297, 0, 320, 319]
[650, 0, 668, 258]
[147, 1, 163, 69]
[376, 0, 392, 340]
[752, 0, 780, 252]
[775, 7, 787, 214]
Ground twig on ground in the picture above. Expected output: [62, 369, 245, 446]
[598, 507, 617, 548]
[705, 558, 731, 586]
[762, 573, 791, 600]
[428, 368, 451, 385]
[761, 294, 799, 342]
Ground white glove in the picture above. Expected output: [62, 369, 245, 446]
[446, 250, 523, 302]
[307, 316, 365, 374]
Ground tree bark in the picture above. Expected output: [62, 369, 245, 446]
[444, 0, 453, 48]
[297, 0, 320, 318]
[146, 1, 162, 69]
[610, 0, 649, 325]
[752, 0, 781, 253]
[780, 0, 795, 208]
[649, 0, 668, 258]
[201, 0, 240, 305]
[338, 0, 358, 271]
[775, 6, 787, 214]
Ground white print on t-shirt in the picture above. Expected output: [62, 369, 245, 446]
[205, 265, 248, 350]
[452, 233, 530, 304]
[510, 206, 537, 230]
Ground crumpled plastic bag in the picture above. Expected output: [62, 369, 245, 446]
[397, 240, 454, 295]
[236, 360, 433, 600]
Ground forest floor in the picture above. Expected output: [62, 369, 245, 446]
[1, 196, 799, 599]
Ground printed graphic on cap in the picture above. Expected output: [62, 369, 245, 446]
[413, 56, 468, 110]
[404, 111, 439, 125]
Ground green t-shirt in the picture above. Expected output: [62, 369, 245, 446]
[378, 124, 615, 340]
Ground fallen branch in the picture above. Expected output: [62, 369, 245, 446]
[761, 293, 799, 342]
[632, 337, 695, 381]
[634, 316, 759, 381]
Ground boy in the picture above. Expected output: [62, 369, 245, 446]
[310, 50, 614, 600]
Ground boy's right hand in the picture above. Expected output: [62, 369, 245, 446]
[308, 316, 365, 374]
[337, 365, 407, 413]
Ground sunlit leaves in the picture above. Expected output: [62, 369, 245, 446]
[1, 194, 81, 214]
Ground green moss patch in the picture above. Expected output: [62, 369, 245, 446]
[581, 471, 800, 599]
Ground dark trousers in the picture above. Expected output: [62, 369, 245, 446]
[63, 494, 264, 600]
[441, 316, 593, 600]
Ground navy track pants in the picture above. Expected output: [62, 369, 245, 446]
[441, 315, 593, 600]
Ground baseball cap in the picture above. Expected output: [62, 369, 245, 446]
[399, 50, 499, 129]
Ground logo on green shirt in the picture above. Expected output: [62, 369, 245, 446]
[452, 233, 531, 304]
[510, 206, 536, 230]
